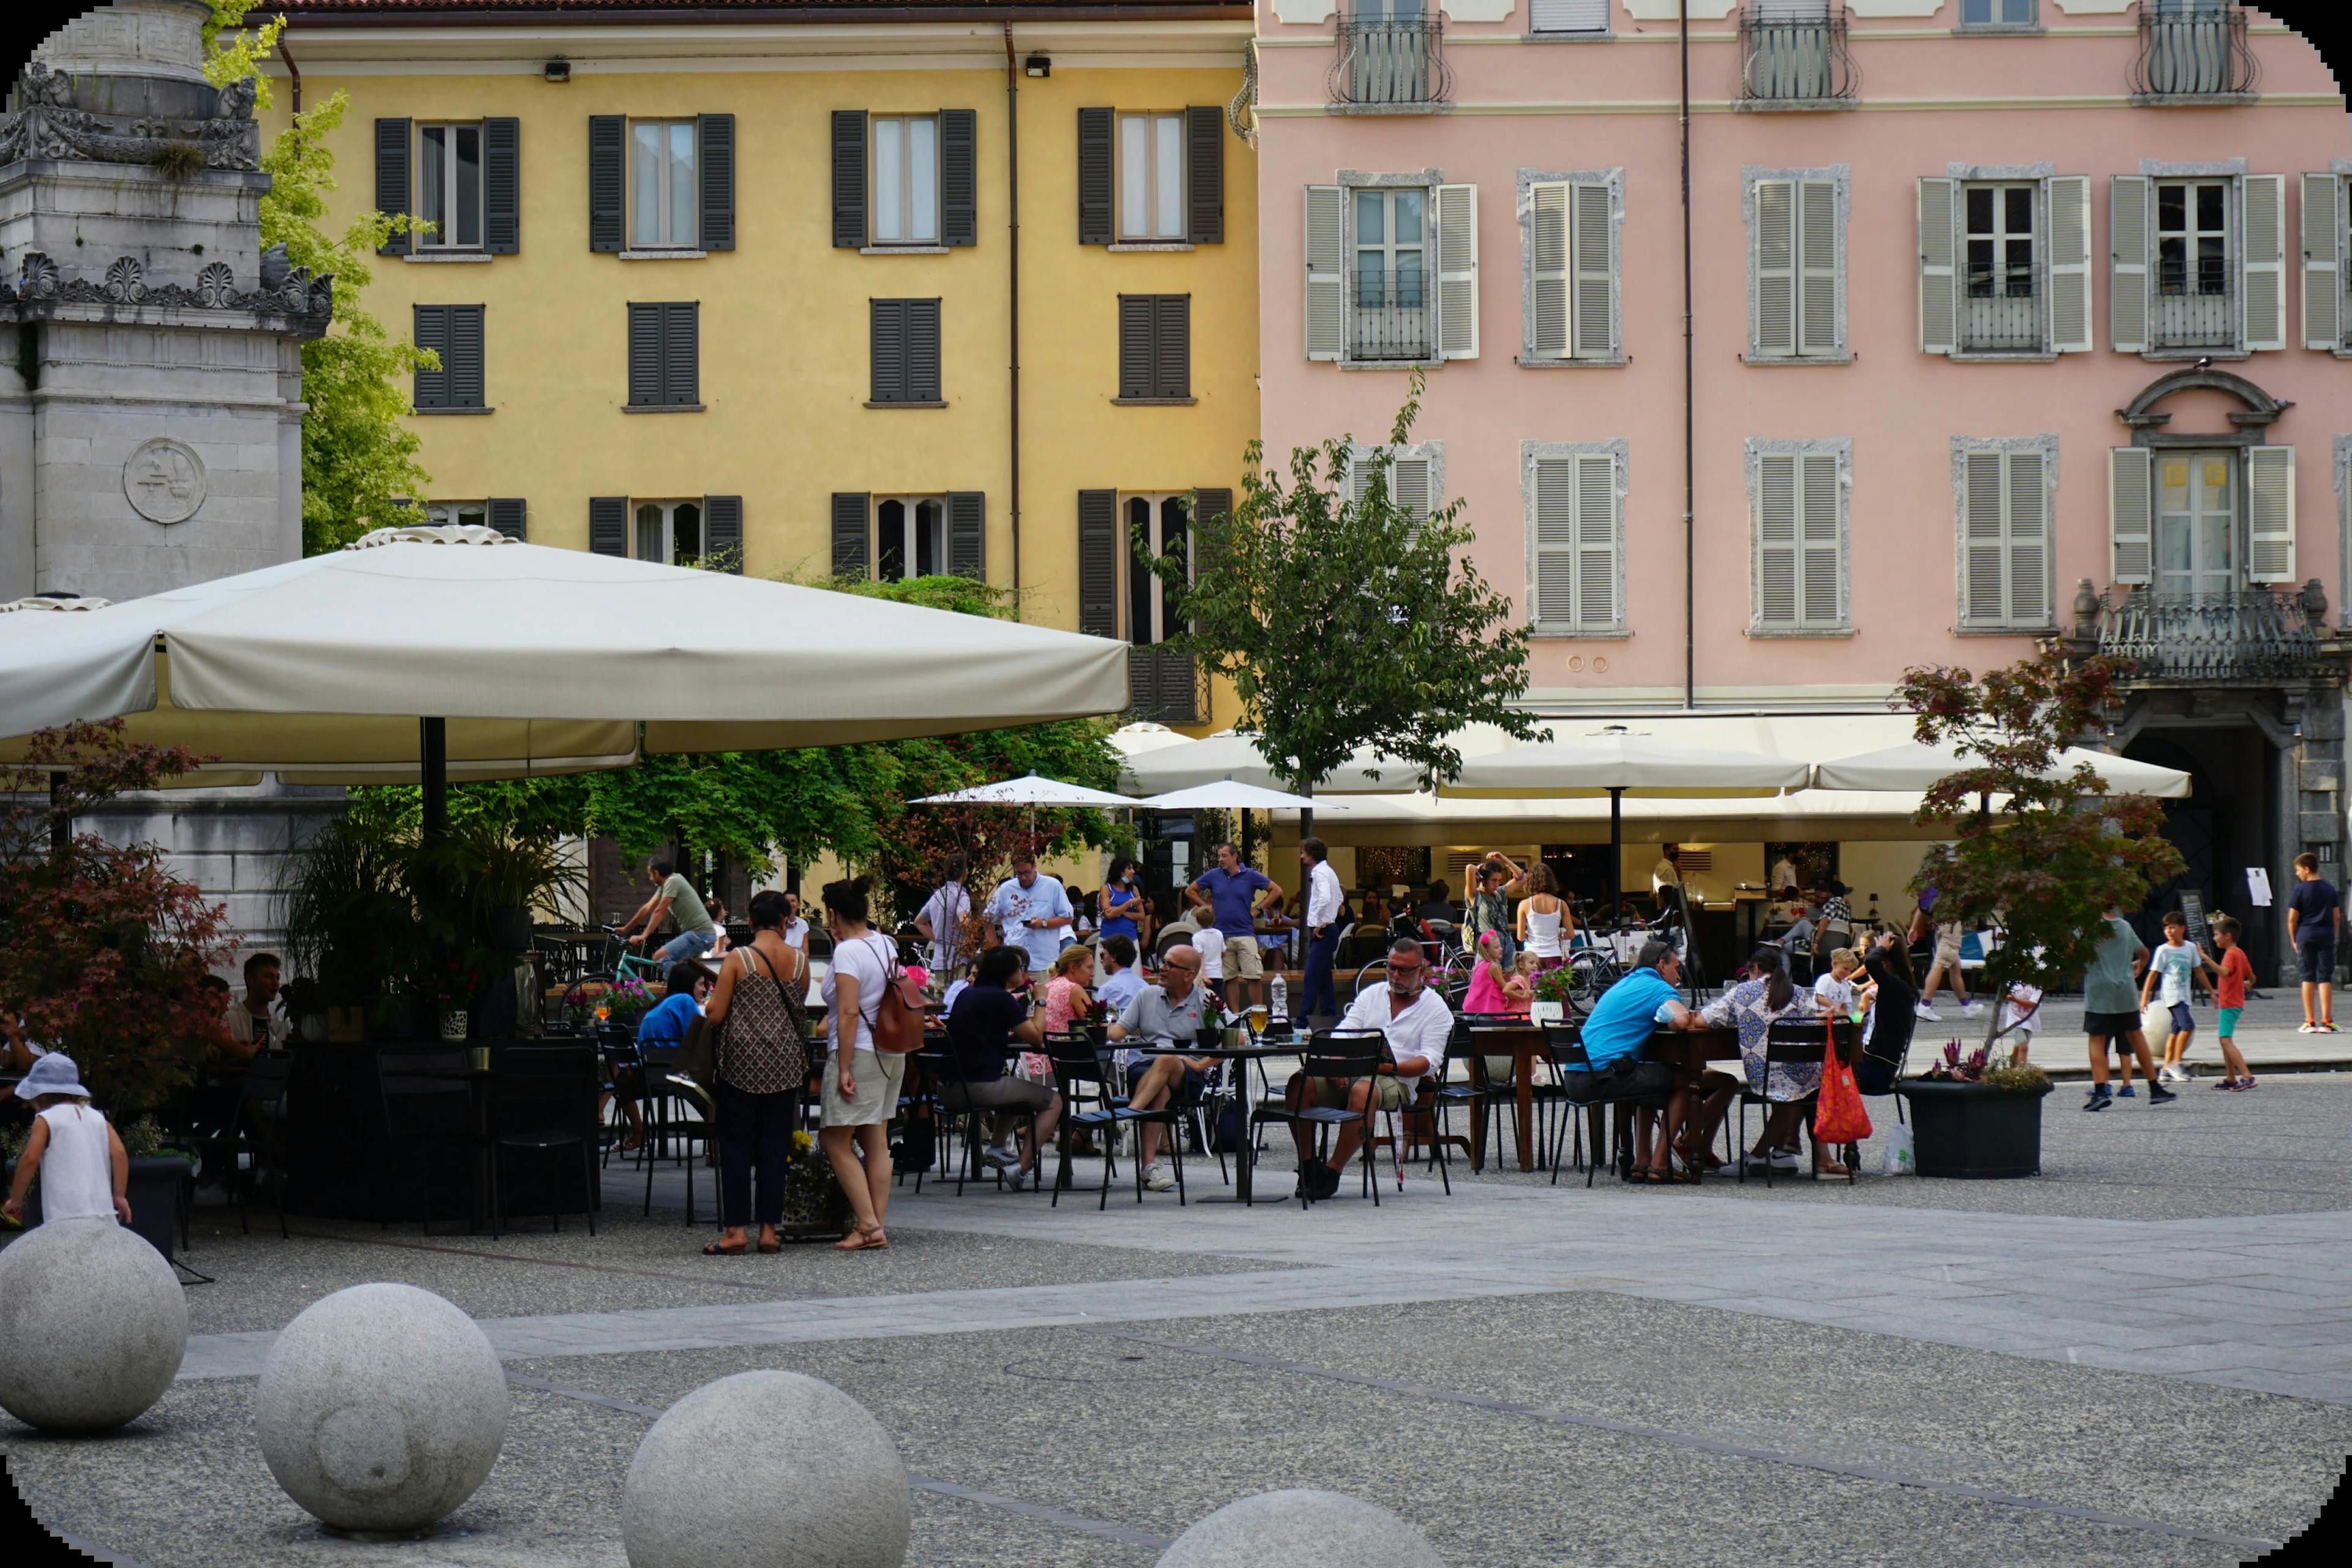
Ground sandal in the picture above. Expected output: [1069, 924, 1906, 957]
[756, 1234, 780, 1254]
[832, 1223, 889, 1251]
[702, 1238, 747, 1256]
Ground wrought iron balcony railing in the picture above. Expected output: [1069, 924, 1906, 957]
[2150, 270, 2236, 350]
[1740, 5, 1857, 106]
[2091, 588, 2321, 684]
[1128, 646, 1206, 724]
[2130, 1, 2258, 99]
[1959, 270, 2045, 353]
[1330, 15, 1450, 110]
[1348, 268, 1433, 361]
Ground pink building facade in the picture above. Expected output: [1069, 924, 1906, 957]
[1250, 0, 2351, 973]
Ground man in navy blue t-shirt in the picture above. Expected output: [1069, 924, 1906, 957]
[1188, 842, 1284, 1016]
[2288, 851, 2343, 1033]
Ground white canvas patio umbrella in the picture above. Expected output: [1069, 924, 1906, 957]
[1119, 725, 1517, 796]
[1134, 780, 1345, 812]
[1814, 741, 2191, 798]
[0, 527, 1131, 814]
[912, 774, 1136, 809]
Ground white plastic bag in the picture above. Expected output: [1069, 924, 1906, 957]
[1882, 1119, 1917, 1177]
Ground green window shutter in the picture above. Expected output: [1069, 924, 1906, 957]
[589, 115, 625, 254]
[1155, 296, 1190, 399]
[483, 118, 520, 254]
[375, 118, 411, 256]
[488, 497, 527, 540]
[1917, 178, 1956, 355]
[589, 496, 627, 556]
[662, 302, 698, 405]
[1194, 487, 1232, 524]
[412, 304, 448, 409]
[908, 298, 940, 402]
[940, 108, 977, 247]
[1117, 295, 1155, 399]
[2302, 172, 2343, 352]
[1186, 105, 1223, 244]
[832, 492, 870, 578]
[2006, 450, 2049, 625]
[447, 304, 484, 409]
[870, 299, 907, 402]
[1077, 108, 1113, 244]
[947, 491, 986, 579]
[703, 494, 742, 572]
[1959, 450, 2007, 627]
[1754, 178, 1796, 357]
[1077, 489, 1119, 637]
[698, 112, 736, 251]
[832, 110, 867, 248]
[626, 303, 663, 406]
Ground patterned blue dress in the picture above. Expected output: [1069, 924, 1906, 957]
[1700, 978, 1825, 1101]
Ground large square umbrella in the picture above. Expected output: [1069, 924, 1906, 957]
[1814, 742, 2190, 798]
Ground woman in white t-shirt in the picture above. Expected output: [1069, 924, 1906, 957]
[818, 876, 901, 1251]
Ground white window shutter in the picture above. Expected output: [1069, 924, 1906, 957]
[1436, 183, 1479, 360]
[1392, 455, 1433, 519]
[1797, 179, 1839, 356]
[2109, 176, 2149, 355]
[1961, 450, 2007, 627]
[1754, 178, 1796, 357]
[2247, 445, 2296, 583]
[2108, 447, 2152, 586]
[1575, 452, 1618, 629]
[1531, 456, 1576, 626]
[1755, 453, 1798, 626]
[2302, 173, 2343, 352]
[2243, 173, 2287, 352]
[2007, 448, 2049, 625]
[1800, 451, 1842, 625]
[1305, 184, 1345, 361]
[1918, 176, 1956, 356]
[1529, 181, 1570, 359]
[2047, 175, 2093, 353]
[1530, 0, 1609, 29]
[1572, 180, 1615, 360]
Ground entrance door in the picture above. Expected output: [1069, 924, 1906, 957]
[2154, 449, 2234, 604]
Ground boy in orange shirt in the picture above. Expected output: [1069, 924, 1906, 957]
[2205, 914, 2256, 1091]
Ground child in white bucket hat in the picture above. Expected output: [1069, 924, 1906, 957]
[3, 1054, 131, 1227]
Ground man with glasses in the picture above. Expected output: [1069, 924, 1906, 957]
[1567, 938, 1699, 1181]
[1107, 945, 1217, 1193]
[1285, 937, 1453, 1202]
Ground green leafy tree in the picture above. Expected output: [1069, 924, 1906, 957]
[1899, 649, 2186, 1057]
[206, 3, 434, 554]
[1141, 372, 1540, 827]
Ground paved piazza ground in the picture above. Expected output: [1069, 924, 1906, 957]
[10, 1069, 2352, 1566]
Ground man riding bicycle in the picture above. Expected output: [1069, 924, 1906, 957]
[616, 858, 718, 975]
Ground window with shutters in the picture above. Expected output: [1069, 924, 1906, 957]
[1747, 168, 1846, 362]
[1952, 437, 2056, 632]
[1343, 442, 1442, 541]
[874, 497, 946, 582]
[1521, 170, 1619, 364]
[416, 124, 483, 250]
[1528, 0, 1610, 34]
[871, 115, 940, 246]
[1961, 184, 2040, 352]
[1123, 495, 1193, 645]
[625, 301, 699, 410]
[2154, 178, 2233, 350]
[1352, 187, 1430, 362]
[633, 500, 703, 565]
[869, 298, 942, 405]
[1959, 0, 2036, 28]
[1306, 176, 1471, 366]
[1747, 439, 1849, 635]
[412, 304, 486, 412]
[1523, 440, 1626, 636]
[2115, 166, 2283, 356]
[1920, 170, 2090, 359]
[1118, 113, 1186, 242]
[629, 121, 699, 249]
[427, 501, 488, 530]
[1116, 295, 1191, 402]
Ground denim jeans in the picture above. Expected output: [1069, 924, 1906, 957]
[1303, 927, 1341, 1019]
[654, 928, 713, 974]
[717, 1078, 796, 1228]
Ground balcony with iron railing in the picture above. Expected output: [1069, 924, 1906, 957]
[2086, 587, 2325, 684]
[1739, 5, 1857, 108]
[1959, 269, 2045, 354]
[2151, 265, 2236, 350]
[1329, 12, 1450, 111]
[1348, 268, 1433, 362]
[2130, 1, 2258, 102]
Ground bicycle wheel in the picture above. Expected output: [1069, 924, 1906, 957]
[1565, 951, 1616, 1016]
[1352, 959, 1387, 998]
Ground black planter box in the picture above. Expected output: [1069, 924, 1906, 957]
[1896, 1078, 2054, 1178]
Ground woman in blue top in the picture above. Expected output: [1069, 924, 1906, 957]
[1098, 856, 1143, 946]
[637, 961, 713, 1047]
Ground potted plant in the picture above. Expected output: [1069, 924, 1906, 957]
[282, 815, 423, 1039]
[1893, 650, 2184, 1182]
[1896, 1042, 2055, 1178]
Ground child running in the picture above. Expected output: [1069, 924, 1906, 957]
[1, 1054, 132, 1228]
[1997, 978, 2043, 1067]
[2206, 914, 2258, 1091]
[2139, 910, 2204, 1085]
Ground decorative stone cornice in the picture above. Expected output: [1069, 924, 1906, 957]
[2, 248, 332, 331]
[0, 61, 260, 172]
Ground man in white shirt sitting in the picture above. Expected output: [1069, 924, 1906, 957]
[1284, 937, 1453, 1202]
[222, 952, 290, 1058]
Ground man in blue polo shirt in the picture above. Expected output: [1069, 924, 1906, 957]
[1188, 842, 1284, 1019]
[1566, 939, 1698, 1181]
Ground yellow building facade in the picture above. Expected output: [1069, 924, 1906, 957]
[266, 1, 1257, 731]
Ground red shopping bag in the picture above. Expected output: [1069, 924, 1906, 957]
[1814, 1022, 1873, 1145]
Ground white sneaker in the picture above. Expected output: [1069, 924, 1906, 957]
[1144, 1162, 1176, 1193]
[1768, 1148, 1802, 1172]
[2301, 1022, 2323, 1035]
[1960, 1001, 1985, 1018]
[1001, 1166, 1030, 1192]
[979, 1144, 1019, 1170]
[1914, 1002, 1942, 1020]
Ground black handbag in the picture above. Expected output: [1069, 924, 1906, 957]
[676, 1012, 715, 1093]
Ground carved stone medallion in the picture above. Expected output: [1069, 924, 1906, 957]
[123, 437, 206, 526]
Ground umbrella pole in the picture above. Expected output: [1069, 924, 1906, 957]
[421, 718, 448, 842]
[1609, 787, 1623, 940]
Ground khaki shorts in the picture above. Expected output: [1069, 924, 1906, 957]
[1306, 1074, 1408, 1112]
[821, 1047, 907, 1128]
[1224, 935, 1264, 979]
[1932, 924, 1963, 967]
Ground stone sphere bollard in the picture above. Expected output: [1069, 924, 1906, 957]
[256, 1283, 508, 1534]
[1157, 1490, 1446, 1568]
[622, 1369, 910, 1568]
[0, 1217, 187, 1433]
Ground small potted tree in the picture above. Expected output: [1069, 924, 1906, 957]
[1894, 650, 2184, 1178]
[2, 722, 232, 1257]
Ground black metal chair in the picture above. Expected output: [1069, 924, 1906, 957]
[634, 1043, 712, 1223]
[1047, 1036, 1186, 1209]
[1736, 1017, 1858, 1186]
[372, 1047, 472, 1231]
[1544, 1024, 1664, 1188]
[488, 1044, 601, 1235]
[221, 1054, 293, 1238]
[923, 1047, 1043, 1197]
[1275, 1031, 1388, 1208]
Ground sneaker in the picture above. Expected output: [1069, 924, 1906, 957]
[979, 1143, 1019, 1170]
[1001, 1165, 1031, 1191]
[1768, 1147, 1802, 1172]
[2241, 1076, 2257, 1090]
[2082, 1088, 2113, 1112]
[1914, 1002, 1942, 1020]
[1144, 1162, 1176, 1193]
[1311, 1161, 1344, 1199]
[1960, 1001, 1985, 1018]
[2116, 1085, 2136, 1098]
[2211, 1076, 2239, 1091]
[2299, 1022, 2322, 1034]
[2147, 1083, 2177, 1105]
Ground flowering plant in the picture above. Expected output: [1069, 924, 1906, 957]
[1532, 965, 1578, 1006]
[1922, 1039, 2049, 1092]
[561, 984, 606, 1027]
[425, 951, 490, 1010]
[603, 974, 656, 1025]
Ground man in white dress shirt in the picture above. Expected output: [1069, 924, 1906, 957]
[1285, 937, 1453, 1202]
[1298, 836, 1346, 1023]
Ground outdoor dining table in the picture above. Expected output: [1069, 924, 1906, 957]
[1138, 1032, 1307, 1205]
